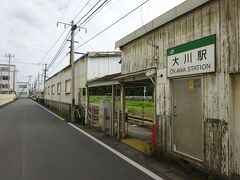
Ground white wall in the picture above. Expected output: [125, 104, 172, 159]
[16, 82, 30, 97]
[87, 56, 121, 81]
[45, 54, 121, 105]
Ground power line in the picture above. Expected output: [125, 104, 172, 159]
[47, 30, 71, 70]
[48, 35, 69, 67]
[0, 59, 43, 66]
[78, 0, 109, 27]
[81, 0, 112, 27]
[140, 0, 148, 33]
[38, 28, 70, 64]
[39, 0, 73, 64]
[49, 0, 104, 73]
[48, 54, 68, 76]
[73, 0, 92, 21]
[86, 0, 118, 30]
[76, 0, 102, 25]
[75, 0, 149, 50]
[46, 0, 113, 76]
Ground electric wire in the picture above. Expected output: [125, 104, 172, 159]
[47, 30, 71, 70]
[82, 0, 117, 29]
[38, 27, 70, 64]
[80, 0, 110, 27]
[75, 0, 149, 50]
[140, 0, 148, 33]
[0, 59, 43, 66]
[47, 0, 107, 73]
[73, 0, 92, 21]
[48, 54, 68, 76]
[75, 0, 101, 25]
[39, 0, 73, 64]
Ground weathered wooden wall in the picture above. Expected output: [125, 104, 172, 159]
[120, 0, 240, 176]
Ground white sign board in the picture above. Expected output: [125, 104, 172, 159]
[167, 35, 215, 77]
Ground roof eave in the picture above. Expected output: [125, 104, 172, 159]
[115, 0, 211, 48]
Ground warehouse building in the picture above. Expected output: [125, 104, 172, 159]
[44, 51, 121, 115]
[115, 0, 240, 177]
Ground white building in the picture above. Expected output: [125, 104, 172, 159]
[0, 64, 17, 94]
[16, 81, 30, 98]
[44, 51, 121, 108]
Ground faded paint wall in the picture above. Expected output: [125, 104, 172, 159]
[120, 0, 240, 176]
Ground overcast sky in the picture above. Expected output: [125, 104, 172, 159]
[0, 0, 185, 84]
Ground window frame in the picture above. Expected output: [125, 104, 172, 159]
[65, 80, 71, 94]
[57, 83, 61, 95]
[52, 85, 55, 95]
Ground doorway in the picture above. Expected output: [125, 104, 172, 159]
[172, 77, 203, 160]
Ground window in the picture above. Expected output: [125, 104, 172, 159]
[48, 86, 51, 95]
[18, 85, 27, 88]
[0, 67, 10, 72]
[52, 85, 55, 95]
[0, 84, 9, 89]
[20, 92, 27, 95]
[0, 76, 10, 80]
[65, 80, 71, 94]
[57, 83, 61, 95]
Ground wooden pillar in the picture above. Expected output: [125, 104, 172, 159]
[153, 85, 156, 124]
[85, 86, 89, 125]
[117, 110, 120, 139]
[111, 85, 115, 136]
[120, 82, 125, 138]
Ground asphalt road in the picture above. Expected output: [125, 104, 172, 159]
[0, 99, 156, 180]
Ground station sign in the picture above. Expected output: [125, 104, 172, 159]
[167, 35, 215, 77]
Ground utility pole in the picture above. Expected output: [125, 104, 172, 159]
[57, 20, 86, 122]
[5, 53, 15, 94]
[43, 64, 47, 98]
[0, 67, 2, 92]
[28, 75, 32, 96]
[37, 72, 40, 98]
[70, 21, 76, 122]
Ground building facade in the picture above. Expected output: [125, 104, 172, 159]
[0, 64, 17, 94]
[44, 51, 121, 112]
[115, 0, 240, 177]
[16, 81, 30, 98]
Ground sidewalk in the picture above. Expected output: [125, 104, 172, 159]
[37, 101, 225, 180]
[0, 94, 15, 107]
[74, 123, 210, 180]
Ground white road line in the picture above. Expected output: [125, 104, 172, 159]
[32, 100, 163, 180]
[32, 100, 64, 121]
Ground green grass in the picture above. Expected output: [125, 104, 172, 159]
[89, 96, 154, 118]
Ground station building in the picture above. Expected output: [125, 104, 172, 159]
[115, 0, 240, 177]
